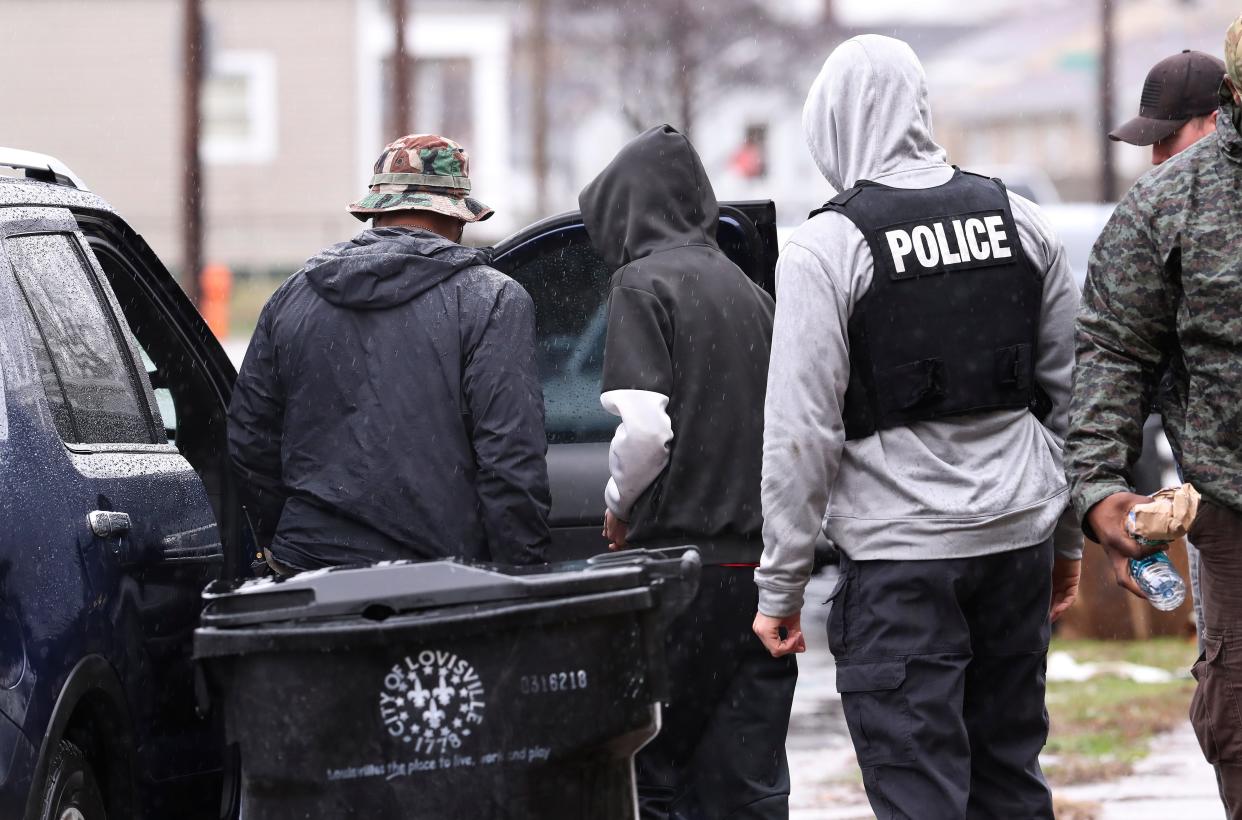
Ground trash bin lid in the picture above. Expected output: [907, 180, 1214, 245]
[200, 549, 699, 629]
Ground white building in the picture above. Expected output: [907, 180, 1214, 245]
[0, 0, 521, 273]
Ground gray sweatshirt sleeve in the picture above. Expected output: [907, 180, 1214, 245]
[756, 239, 853, 617]
[1011, 194, 1083, 559]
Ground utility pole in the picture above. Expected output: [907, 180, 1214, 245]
[182, 0, 204, 304]
[391, 0, 411, 136]
[531, 0, 549, 214]
[669, 0, 695, 137]
[1099, 0, 1117, 202]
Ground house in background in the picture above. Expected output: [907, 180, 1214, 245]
[0, 0, 519, 276]
[927, 0, 1239, 201]
[3, 0, 1227, 285]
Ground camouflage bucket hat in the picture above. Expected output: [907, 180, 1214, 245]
[349, 134, 493, 223]
[1228, 14, 1242, 91]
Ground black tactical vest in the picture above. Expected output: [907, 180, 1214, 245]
[811, 169, 1049, 440]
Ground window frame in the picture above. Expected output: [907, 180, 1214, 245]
[201, 50, 279, 166]
[2, 213, 169, 454]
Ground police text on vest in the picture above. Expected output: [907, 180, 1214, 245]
[885, 215, 1012, 275]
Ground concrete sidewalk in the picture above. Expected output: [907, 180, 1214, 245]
[785, 571, 1226, 819]
[1056, 722, 1223, 819]
[787, 572, 871, 819]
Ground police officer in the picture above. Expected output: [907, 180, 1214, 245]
[1068, 17, 1242, 815]
[1108, 48, 1228, 651]
[579, 125, 797, 819]
[752, 36, 1081, 818]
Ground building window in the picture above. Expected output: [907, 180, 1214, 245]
[202, 51, 278, 165]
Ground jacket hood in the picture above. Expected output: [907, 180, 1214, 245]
[578, 124, 719, 269]
[803, 35, 949, 193]
[302, 227, 489, 309]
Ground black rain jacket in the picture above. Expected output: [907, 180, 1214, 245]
[228, 227, 551, 569]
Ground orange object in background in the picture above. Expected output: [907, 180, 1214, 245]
[200, 262, 232, 340]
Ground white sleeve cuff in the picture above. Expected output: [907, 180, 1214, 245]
[604, 478, 627, 521]
[600, 389, 673, 521]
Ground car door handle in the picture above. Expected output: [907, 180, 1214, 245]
[88, 511, 131, 539]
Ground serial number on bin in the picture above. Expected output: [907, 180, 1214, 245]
[519, 671, 589, 694]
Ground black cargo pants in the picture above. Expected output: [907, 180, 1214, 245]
[828, 540, 1054, 820]
[637, 566, 798, 819]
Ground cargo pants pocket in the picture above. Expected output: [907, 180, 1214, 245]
[1191, 632, 1242, 765]
[825, 556, 853, 658]
[835, 659, 915, 767]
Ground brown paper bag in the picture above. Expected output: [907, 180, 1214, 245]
[1129, 483, 1201, 542]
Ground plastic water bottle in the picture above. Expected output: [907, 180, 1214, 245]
[1128, 552, 1186, 611]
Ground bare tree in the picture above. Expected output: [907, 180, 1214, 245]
[390, 0, 412, 136]
[599, 0, 838, 137]
[1098, 0, 1117, 202]
[530, 0, 550, 213]
[512, 0, 840, 215]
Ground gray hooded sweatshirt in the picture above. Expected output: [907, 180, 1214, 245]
[754, 35, 1081, 618]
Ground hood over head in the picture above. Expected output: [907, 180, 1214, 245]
[302, 227, 489, 310]
[803, 35, 948, 193]
[578, 124, 719, 269]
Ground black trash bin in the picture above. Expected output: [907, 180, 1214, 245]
[194, 548, 700, 820]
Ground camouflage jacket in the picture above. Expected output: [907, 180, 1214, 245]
[1067, 100, 1242, 524]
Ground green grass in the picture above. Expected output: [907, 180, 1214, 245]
[1051, 637, 1199, 673]
[1043, 638, 1197, 785]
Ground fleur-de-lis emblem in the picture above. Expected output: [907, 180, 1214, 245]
[379, 652, 485, 755]
[409, 673, 430, 708]
[433, 670, 455, 706]
[423, 701, 445, 729]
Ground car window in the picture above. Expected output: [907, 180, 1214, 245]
[502, 215, 767, 446]
[137, 343, 177, 443]
[7, 233, 156, 445]
[14, 296, 75, 441]
[90, 242, 220, 451]
[506, 230, 615, 445]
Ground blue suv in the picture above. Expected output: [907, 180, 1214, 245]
[0, 149, 250, 819]
[0, 146, 780, 820]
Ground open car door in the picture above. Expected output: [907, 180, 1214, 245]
[489, 201, 778, 560]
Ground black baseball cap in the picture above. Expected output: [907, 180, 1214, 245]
[1110, 50, 1227, 146]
